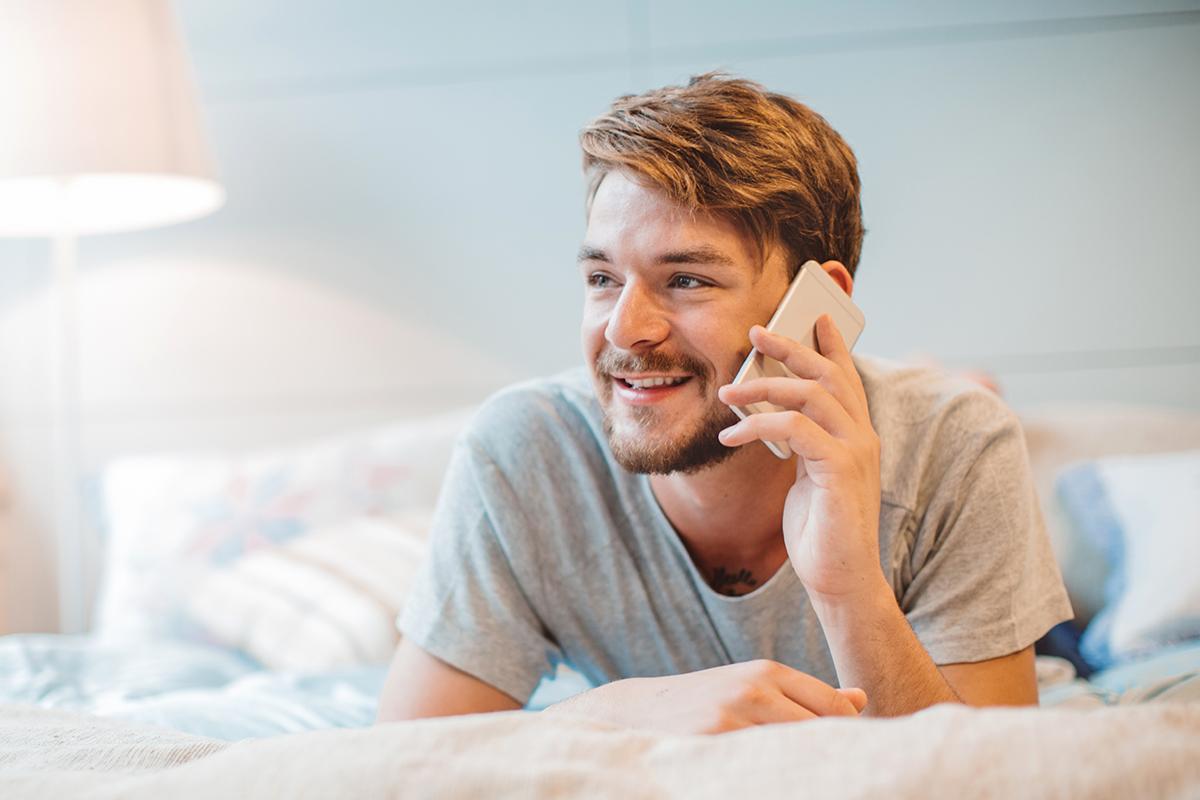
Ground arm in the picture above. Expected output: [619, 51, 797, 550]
[375, 639, 520, 723]
[375, 643, 867, 731]
[384, 420, 569, 722]
[718, 313, 1056, 716]
[811, 578, 1038, 715]
[544, 659, 867, 734]
[940, 645, 1037, 706]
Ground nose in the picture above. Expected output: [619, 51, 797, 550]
[605, 281, 670, 352]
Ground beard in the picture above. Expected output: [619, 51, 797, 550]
[593, 346, 747, 475]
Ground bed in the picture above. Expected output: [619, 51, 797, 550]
[1, 400, 1198, 796]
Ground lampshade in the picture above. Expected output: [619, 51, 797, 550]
[0, 0, 224, 237]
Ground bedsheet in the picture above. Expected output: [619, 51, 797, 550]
[0, 634, 257, 711]
[0, 635, 383, 740]
[2, 701, 1199, 799]
[0, 634, 582, 740]
[3, 634, 1198, 741]
[1036, 641, 1200, 708]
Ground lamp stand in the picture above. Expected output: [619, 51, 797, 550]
[50, 229, 84, 633]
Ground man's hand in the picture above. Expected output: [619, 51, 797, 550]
[543, 659, 867, 735]
[716, 314, 886, 605]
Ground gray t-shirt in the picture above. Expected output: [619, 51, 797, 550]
[399, 354, 1073, 704]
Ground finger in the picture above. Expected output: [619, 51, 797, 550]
[772, 667, 861, 718]
[724, 681, 820, 734]
[718, 409, 841, 463]
[812, 313, 851, 371]
[742, 689, 820, 727]
[838, 687, 868, 713]
[814, 314, 870, 410]
[748, 324, 866, 425]
[718, 377, 856, 440]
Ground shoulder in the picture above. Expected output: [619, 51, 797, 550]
[442, 368, 628, 570]
[458, 366, 608, 471]
[854, 353, 1022, 509]
[855, 352, 1017, 434]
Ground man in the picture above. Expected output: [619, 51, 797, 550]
[376, 74, 1072, 733]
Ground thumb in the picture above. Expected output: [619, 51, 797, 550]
[837, 687, 868, 713]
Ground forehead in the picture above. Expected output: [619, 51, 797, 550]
[585, 171, 756, 265]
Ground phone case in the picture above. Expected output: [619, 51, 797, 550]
[728, 260, 866, 459]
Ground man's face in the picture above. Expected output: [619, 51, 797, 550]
[579, 171, 791, 474]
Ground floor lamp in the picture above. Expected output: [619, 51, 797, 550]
[0, 0, 225, 632]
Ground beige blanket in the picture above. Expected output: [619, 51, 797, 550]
[2, 702, 1199, 798]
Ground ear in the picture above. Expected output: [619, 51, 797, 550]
[821, 260, 854, 297]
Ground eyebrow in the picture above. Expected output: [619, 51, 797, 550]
[576, 244, 738, 267]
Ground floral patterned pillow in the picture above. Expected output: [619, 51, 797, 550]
[93, 408, 473, 644]
[186, 513, 433, 672]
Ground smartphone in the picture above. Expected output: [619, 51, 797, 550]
[727, 260, 866, 459]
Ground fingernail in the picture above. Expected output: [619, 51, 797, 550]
[718, 427, 733, 442]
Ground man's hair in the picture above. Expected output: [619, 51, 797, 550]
[579, 72, 864, 279]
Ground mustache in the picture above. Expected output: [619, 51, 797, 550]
[594, 348, 712, 384]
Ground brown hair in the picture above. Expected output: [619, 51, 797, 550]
[579, 72, 864, 279]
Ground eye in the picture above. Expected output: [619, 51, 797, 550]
[669, 274, 711, 289]
[586, 272, 617, 289]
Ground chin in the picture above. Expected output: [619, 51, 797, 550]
[603, 404, 739, 475]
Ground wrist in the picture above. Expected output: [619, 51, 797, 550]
[806, 571, 895, 624]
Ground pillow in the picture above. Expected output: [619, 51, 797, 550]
[186, 514, 430, 672]
[94, 409, 472, 643]
[1019, 405, 1200, 625]
[1056, 449, 1200, 669]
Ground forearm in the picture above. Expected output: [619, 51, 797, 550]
[542, 678, 632, 725]
[811, 577, 960, 717]
[542, 662, 867, 735]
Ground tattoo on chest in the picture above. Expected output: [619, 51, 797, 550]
[711, 566, 758, 596]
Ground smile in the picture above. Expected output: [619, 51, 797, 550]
[610, 375, 694, 405]
[616, 375, 690, 389]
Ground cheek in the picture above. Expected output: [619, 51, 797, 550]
[581, 299, 608, 328]
[679, 312, 741, 362]
[580, 304, 605, 341]
[580, 303, 612, 364]
[689, 323, 753, 384]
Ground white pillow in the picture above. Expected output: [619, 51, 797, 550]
[187, 514, 431, 672]
[94, 409, 472, 643]
[1057, 449, 1200, 667]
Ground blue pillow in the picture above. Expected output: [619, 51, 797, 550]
[1056, 451, 1200, 670]
[1055, 463, 1125, 669]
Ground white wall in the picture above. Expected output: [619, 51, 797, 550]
[0, 0, 1197, 632]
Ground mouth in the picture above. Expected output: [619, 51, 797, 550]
[609, 374, 694, 405]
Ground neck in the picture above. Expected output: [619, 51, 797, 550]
[648, 441, 796, 571]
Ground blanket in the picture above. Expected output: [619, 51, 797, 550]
[2, 702, 1199, 798]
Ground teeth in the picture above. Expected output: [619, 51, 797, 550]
[625, 376, 687, 389]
